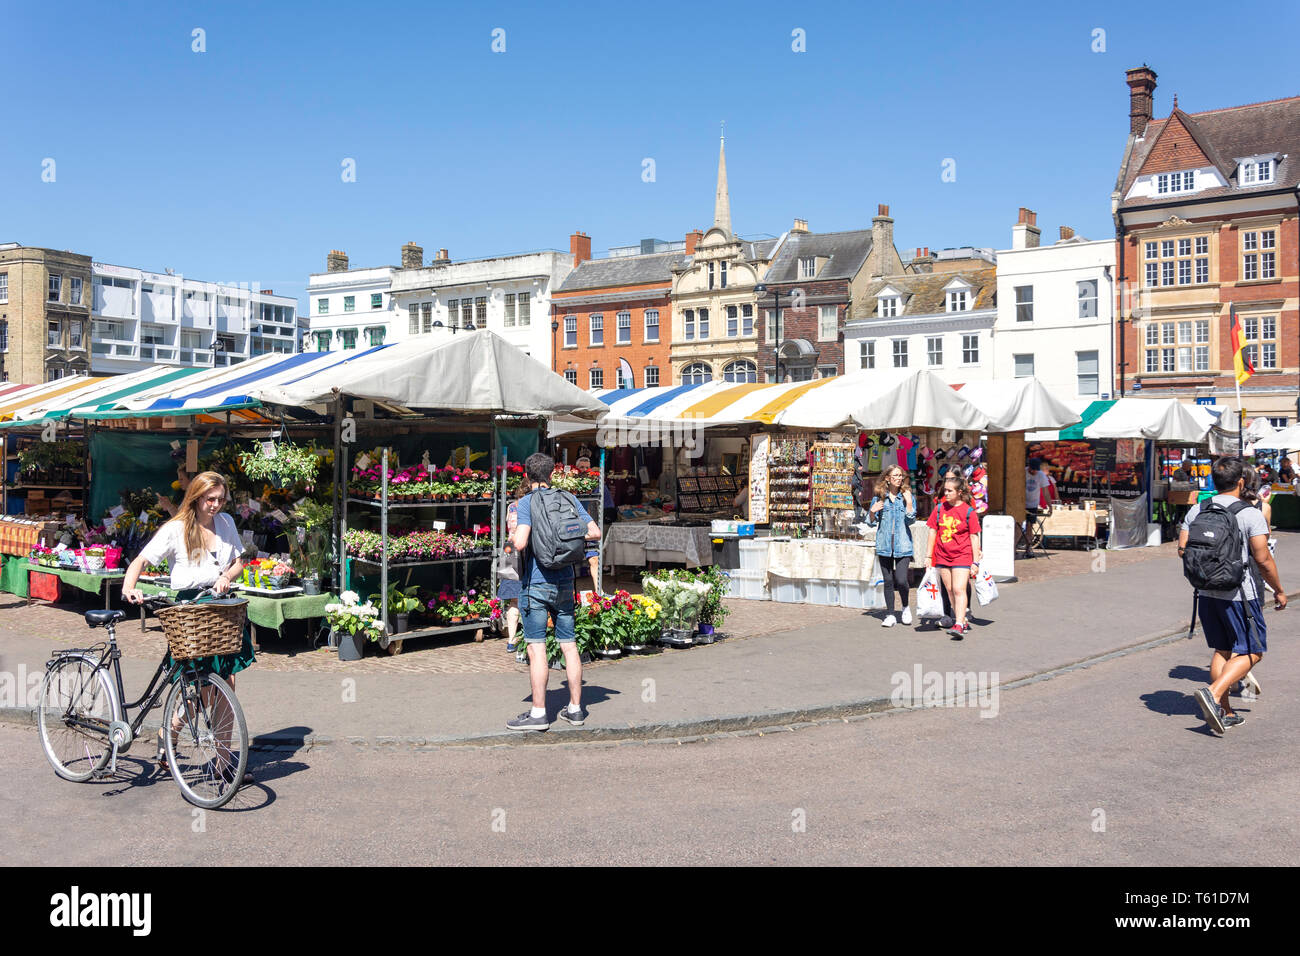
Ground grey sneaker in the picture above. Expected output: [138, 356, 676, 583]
[556, 705, 586, 726]
[1223, 713, 1245, 728]
[1194, 687, 1226, 735]
[506, 711, 549, 732]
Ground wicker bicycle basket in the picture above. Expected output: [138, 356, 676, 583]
[157, 600, 248, 660]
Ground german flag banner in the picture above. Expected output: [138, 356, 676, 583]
[1231, 305, 1254, 386]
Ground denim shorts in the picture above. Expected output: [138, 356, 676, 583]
[520, 582, 576, 644]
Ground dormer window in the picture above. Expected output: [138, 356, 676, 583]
[1239, 158, 1275, 186]
[947, 290, 968, 312]
[876, 285, 902, 318]
[1156, 170, 1196, 195]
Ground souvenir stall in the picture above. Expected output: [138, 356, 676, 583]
[586, 370, 992, 607]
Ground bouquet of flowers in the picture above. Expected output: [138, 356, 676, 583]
[641, 576, 712, 638]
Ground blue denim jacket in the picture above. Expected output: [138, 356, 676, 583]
[868, 493, 916, 558]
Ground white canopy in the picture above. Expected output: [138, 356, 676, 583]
[1261, 422, 1300, 451]
[1082, 398, 1212, 443]
[777, 369, 991, 431]
[1245, 417, 1280, 443]
[248, 330, 609, 419]
[952, 379, 1082, 433]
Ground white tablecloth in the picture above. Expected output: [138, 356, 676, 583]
[603, 523, 714, 569]
[766, 538, 878, 582]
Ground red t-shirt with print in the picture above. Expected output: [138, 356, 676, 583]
[927, 500, 980, 566]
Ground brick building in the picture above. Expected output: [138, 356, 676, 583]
[550, 233, 690, 390]
[1113, 66, 1300, 425]
[0, 243, 94, 383]
[755, 207, 899, 380]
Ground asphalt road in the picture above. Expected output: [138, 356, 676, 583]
[3, 607, 1296, 866]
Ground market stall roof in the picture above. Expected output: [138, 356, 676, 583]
[950, 379, 1082, 433]
[589, 368, 989, 431]
[247, 330, 610, 419]
[0, 376, 106, 421]
[0, 366, 206, 428]
[1260, 422, 1300, 450]
[1082, 398, 1212, 443]
[75, 349, 389, 420]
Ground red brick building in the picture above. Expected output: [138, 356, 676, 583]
[549, 232, 693, 390]
[1113, 66, 1300, 425]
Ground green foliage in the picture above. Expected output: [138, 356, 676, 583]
[238, 442, 322, 486]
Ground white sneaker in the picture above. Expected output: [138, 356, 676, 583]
[901, 608, 913, 625]
[881, 614, 896, 627]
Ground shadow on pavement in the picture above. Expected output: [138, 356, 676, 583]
[1141, 689, 1201, 717]
[1168, 664, 1210, 682]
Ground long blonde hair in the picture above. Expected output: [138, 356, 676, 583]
[873, 464, 911, 500]
[168, 471, 229, 561]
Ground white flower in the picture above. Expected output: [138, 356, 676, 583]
[324, 603, 341, 614]
[340, 590, 360, 604]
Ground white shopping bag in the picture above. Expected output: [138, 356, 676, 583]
[916, 568, 945, 619]
[973, 568, 999, 606]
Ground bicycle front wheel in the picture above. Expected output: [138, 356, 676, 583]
[163, 671, 248, 809]
[38, 656, 115, 782]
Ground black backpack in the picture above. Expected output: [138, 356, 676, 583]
[527, 488, 588, 570]
[1182, 499, 1250, 592]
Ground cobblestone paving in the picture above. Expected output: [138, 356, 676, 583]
[0, 540, 1175, 676]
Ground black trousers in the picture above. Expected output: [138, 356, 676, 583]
[879, 554, 911, 612]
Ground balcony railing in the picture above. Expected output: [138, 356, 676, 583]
[140, 345, 177, 362]
[179, 349, 214, 366]
[91, 341, 138, 358]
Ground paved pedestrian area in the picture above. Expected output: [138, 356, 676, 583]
[4, 532, 1277, 745]
[0, 537, 1175, 676]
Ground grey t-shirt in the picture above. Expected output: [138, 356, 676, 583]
[1180, 494, 1269, 601]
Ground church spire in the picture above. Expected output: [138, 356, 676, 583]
[713, 127, 731, 236]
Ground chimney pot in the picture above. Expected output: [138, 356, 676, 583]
[326, 250, 349, 272]
[877, 204, 890, 217]
[1059, 225, 1075, 241]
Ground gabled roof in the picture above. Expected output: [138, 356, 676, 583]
[555, 250, 691, 293]
[742, 238, 780, 260]
[853, 268, 997, 320]
[760, 229, 874, 283]
[1120, 95, 1300, 209]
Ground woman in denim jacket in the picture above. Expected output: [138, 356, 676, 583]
[868, 464, 916, 627]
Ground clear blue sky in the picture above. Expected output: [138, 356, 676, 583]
[4, 0, 1297, 310]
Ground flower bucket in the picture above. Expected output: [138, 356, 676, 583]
[104, 547, 123, 570]
[337, 629, 365, 661]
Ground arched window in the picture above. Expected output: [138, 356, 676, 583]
[681, 362, 712, 385]
[723, 360, 757, 383]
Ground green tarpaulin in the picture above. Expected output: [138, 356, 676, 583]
[89, 431, 223, 522]
[1057, 400, 1118, 440]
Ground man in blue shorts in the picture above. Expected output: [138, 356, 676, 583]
[506, 452, 601, 732]
[1178, 457, 1285, 734]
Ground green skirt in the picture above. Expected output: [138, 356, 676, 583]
[165, 588, 257, 682]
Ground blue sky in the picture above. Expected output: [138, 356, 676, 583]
[4, 1, 1297, 310]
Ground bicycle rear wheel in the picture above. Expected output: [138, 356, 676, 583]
[163, 671, 248, 810]
[38, 656, 115, 782]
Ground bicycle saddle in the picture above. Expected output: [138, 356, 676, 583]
[85, 609, 126, 627]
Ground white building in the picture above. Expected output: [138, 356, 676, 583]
[305, 248, 401, 353]
[91, 263, 298, 374]
[307, 242, 574, 366]
[844, 249, 998, 382]
[993, 209, 1116, 401]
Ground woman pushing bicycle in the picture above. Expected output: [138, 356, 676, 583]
[122, 471, 255, 784]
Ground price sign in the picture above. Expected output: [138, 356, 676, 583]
[109, 505, 125, 518]
[980, 515, 1016, 579]
[247, 500, 262, 513]
[431, 520, 447, 531]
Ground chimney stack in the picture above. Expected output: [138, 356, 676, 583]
[570, 230, 592, 267]
[401, 241, 424, 269]
[1126, 66, 1158, 136]
[1012, 208, 1041, 250]
[685, 229, 704, 256]
[791, 218, 810, 234]
[326, 250, 349, 272]
[1059, 225, 1076, 242]
[869, 204, 895, 277]
[434, 248, 450, 264]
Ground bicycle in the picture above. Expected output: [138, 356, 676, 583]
[36, 590, 250, 810]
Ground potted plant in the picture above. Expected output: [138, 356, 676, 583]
[238, 442, 322, 489]
[694, 565, 732, 637]
[626, 593, 661, 651]
[641, 575, 711, 645]
[377, 584, 421, 634]
[325, 591, 384, 661]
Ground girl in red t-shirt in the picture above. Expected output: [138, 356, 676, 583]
[926, 475, 982, 639]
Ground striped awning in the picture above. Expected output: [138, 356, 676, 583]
[0, 376, 108, 422]
[0, 366, 204, 427]
[77, 347, 391, 420]
[594, 369, 990, 431]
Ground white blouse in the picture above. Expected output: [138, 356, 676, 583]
[139, 513, 243, 592]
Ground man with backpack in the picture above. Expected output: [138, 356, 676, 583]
[1178, 457, 1285, 735]
[506, 452, 602, 732]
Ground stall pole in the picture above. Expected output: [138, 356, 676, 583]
[490, 424, 499, 605]
[380, 447, 389, 634]
[597, 445, 606, 594]
[332, 391, 344, 596]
